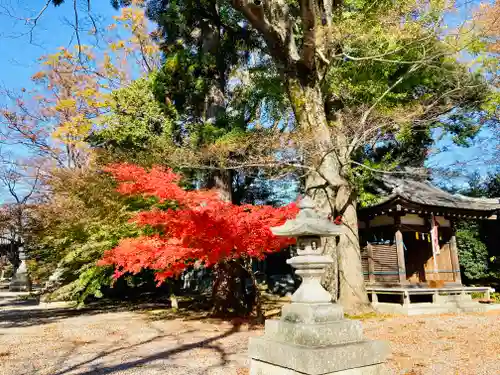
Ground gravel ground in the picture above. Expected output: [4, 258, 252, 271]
[0, 300, 499, 375]
[362, 311, 500, 375]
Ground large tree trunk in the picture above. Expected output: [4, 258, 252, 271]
[286, 79, 370, 313]
[228, 0, 369, 313]
[200, 22, 251, 315]
[212, 260, 247, 316]
[206, 169, 234, 203]
[335, 185, 371, 312]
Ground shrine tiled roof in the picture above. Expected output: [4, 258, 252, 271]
[362, 176, 500, 214]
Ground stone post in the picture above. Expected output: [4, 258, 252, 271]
[249, 197, 389, 375]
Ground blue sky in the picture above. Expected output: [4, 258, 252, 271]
[427, 126, 498, 189]
[0, 1, 120, 99]
[0, 0, 497, 199]
[426, 0, 499, 187]
[0, 1, 121, 202]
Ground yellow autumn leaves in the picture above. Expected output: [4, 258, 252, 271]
[19, 2, 160, 169]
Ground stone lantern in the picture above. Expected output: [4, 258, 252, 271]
[10, 240, 31, 292]
[249, 197, 389, 375]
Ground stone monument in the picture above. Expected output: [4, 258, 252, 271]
[10, 244, 31, 292]
[249, 197, 389, 375]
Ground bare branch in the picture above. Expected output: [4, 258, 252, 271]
[349, 63, 423, 154]
[73, 0, 82, 61]
[130, 22, 153, 73]
[316, 49, 330, 65]
[20, 167, 41, 204]
[350, 160, 428, 177]
[27, 0, 52, 43]
[360, 81, 405, 122]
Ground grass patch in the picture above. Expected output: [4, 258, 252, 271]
[14, 292, 41, 301]
[141, 292, 290, 327]
[492, 292, 500, 303]
[15, 294, 33, 301]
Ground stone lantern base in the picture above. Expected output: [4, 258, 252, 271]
[250, 360, 387, 375]
[9, 271, 31, 292]
[249, 305, 389, 375]
[9, 258, 31, 292]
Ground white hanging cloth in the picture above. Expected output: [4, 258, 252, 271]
[430, 214, 440, 256]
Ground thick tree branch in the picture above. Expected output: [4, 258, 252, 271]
[300, 0, 317, 70]
[231, 0, 292, 65]
[350, 160, 427, 177]
[349, 63, 423, 154]
[73, 0, 82, 60]
[27, 0, 52, 43]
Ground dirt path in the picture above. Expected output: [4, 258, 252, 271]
[0, 301, 499, 375]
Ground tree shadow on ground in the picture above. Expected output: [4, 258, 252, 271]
[1, 290, 287, 329]
[0, 300, 173, 329]
[49, 328, 195, 375]
[144, 292, 288, 326]
[53, 322, 243, 375]
[0, 298, 39, 308]
[0, 296, 267, 330]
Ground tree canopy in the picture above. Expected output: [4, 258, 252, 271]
[0, 0, 498, 314]
[99, 163, 298, 283]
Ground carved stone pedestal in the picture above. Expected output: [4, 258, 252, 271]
[249, 306, 389, 375]
[250, 360, 387, 375]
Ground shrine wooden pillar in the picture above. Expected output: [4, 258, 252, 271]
[449, 221, 462, 285]
[394, 215, 407, 284]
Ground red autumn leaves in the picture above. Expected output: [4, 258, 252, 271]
[99, 164, 298, 283]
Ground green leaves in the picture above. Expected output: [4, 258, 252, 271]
[27, 168, 150, 304]
[457, 223, 490, 280]
[320, 0, 494, 194]
[92, 76, 177, 154]
[454, 173, 500, 282]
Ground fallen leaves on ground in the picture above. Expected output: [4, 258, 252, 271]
[0, 306, 499, 375]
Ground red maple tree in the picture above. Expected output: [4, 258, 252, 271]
[99, 163, 298, 284]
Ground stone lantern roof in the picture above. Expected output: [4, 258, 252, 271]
[271, 196, 344, 238]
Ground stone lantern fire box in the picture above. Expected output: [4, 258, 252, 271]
[249, 197, 389, 375]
